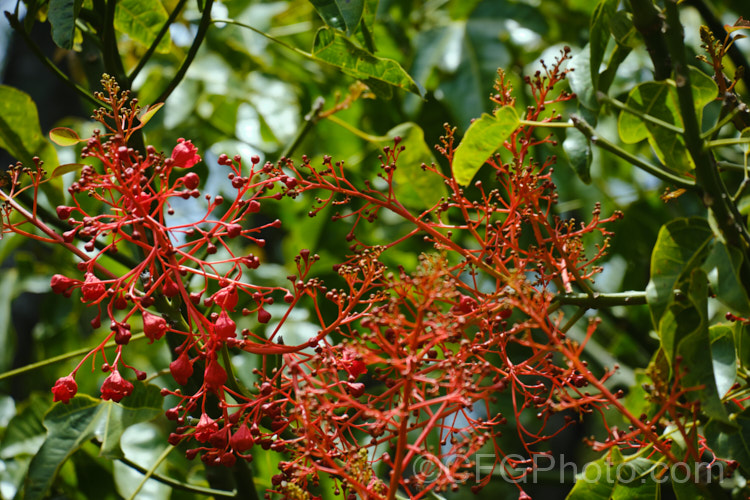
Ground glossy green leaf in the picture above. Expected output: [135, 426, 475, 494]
[0, 86, 57, 168]
[24, 383, 162, 500]
[702, 240, 750, 315]
[383, 123, 446, 210]
[48, 0, 82, 49]
[618, 67, 716, 172]
[589, 0, 618, 87]
[568, 449, 660, 500]
[0, 269, 18, 374]
[114, 0, 170, 54]
[705, 406, 750, 475]
[709, 324, 737, 398]
[659, 269, 729, 422]
[609, 10, 639, 48]
[49, 127, 82, 147]
[452, 106, 519, 186]
[568, 46, 599, 111]
[309, 0, 365, 36]
[645, 217, 713, 329]
[311, 27, 424, 98]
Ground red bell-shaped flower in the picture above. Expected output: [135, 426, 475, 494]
[100, 370, 134, 402]
[51, 375, 78, 403]
[170, 138, 201, 169]
[170, 351, 193, 385]
[142, 311, 168, 342]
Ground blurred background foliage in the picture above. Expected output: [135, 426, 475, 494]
[0, 0, 749, 498]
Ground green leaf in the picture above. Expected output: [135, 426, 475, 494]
[659, 269, 729, 422]
[563, 107, 594, 183]
[702, 240, 750, 315]
[23, 383, 162, 500]
[50, 163, 86, 179]
[1, 394, 49, 459]
[709, 324, 737, 398]
[0, 269, 18, 373]
[705, 406, 750, 476]
[589, 0, 618, 88]
[309, 0, 365, 36]
[0, 86, 58, 169]
[48, 0, 82, 49]
[617, 67, 717, 173]
[383, 123, 446, 210]
[49, 127, 82, 147]
[114, 0, 171, 54]
[138, 103, 164, 125]
[311, 27, 424, 98]
[734, 321, 750, 369]
[452, 106, 519, 186]
[568, 46, 599, 111]
[566, 450, 619, 499]
[645, 217, 713, 329]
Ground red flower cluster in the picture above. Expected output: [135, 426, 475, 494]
[3, 60, 702, 499]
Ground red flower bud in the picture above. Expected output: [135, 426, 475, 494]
[171, 138, 201, 169]
[214, 310, 236, 339]
[142, 311, 168, 342]
[81, 273, 106, 302]
[100, 370, 134, 402]
[170, 352, 193, 385]
[212, 286, 238, 311]
[204, 357, 227, 393]
[50, 274, 78, 295]
[182, 172, 200, 189]
[51, 375, 78, 403]
[56, 205, 73, 219]
[257, 308, 271, 324]
[230, 424, 254, 452]
[194, 413, 218, 443]
[342, 350, 367, 379]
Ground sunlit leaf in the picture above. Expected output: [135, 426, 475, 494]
[0, 86, 57, 168]
[49, 127, 82, 147]
[114, 0, 170, 54]
[563, 107, 594, 183]
[452, 106, 519, 186]
[138, 102, 164, 125]
[312, 27, 424, 98]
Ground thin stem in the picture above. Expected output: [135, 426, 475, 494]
[554, 291, 648, 308]
[571, 114, 696, 190]
[117, 454, 237, 497]
[518, 119, 574, 128]
[705, 137, 750, 148]
[157, 0, 214, 103]
[701, 105, 742, 140]
[597, 92, 684, 134]
[127, 445, 175, 500]
[212, 18, 312, 58]
[0, 333, 147, 381]
[560, 307, 587, 333]
[128, 0, 189, 82]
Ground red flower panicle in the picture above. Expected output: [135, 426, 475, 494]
[11, 65, 696, 499]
